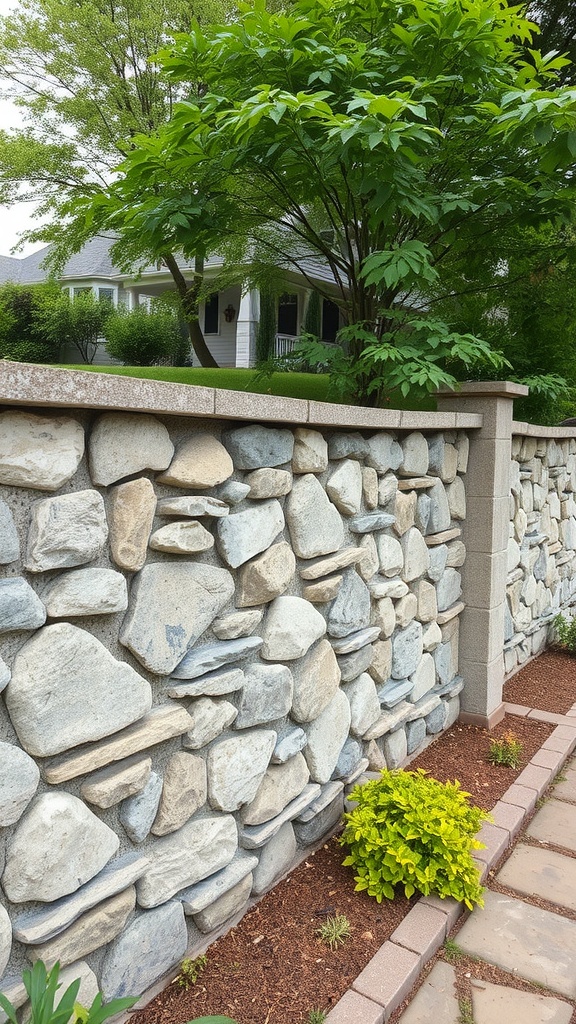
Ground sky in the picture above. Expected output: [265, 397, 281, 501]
[0, 0, 46, 258]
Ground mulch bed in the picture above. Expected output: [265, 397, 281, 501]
[503, 646, 576, 714]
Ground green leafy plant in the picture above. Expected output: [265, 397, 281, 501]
[340, 769, 489, 910]
[306, 1010, 327, 1024]
[554, 613, 576, 654]
[316, 914, 352, 951]
[176, 954, 207, 990]
[0, 960, 137, 1024]
[488, 730, 523, 769]
[458, 997, 474, 1024]
[443, 938, 465, 964]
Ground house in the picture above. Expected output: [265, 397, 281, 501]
[0, 236, 343, 366]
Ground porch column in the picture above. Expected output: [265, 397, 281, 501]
[437, 380, 529, 729]
[235, 289, 259, 368]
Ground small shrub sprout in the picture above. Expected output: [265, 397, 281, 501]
[488, 730, 523, 769]
[316, 914, 352, 950]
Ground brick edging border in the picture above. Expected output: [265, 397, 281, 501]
[324, 706, 576, 1024]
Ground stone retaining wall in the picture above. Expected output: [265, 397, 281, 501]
[506, 425, 576, 675]
[0, 388, 471, 1007]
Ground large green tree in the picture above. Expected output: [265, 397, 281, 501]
[82, 0, 576, 405]
[0, 0, 231, 365]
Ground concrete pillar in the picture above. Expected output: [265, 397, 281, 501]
[235, 289, 259, 368]
[437, 381, 529, 729]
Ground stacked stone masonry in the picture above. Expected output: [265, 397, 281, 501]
[506, 431, 576, 674]
[0, 406, 468, 1005]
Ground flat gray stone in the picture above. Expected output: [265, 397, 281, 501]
[291, 639, 340, 723]
[436, 569, 462, 612]
[109, 477, 156, 572]
[299, 546, 363, 580]
[337, 644, 374, 682]
[497, 843, 576, 911]
[343, 674, 381, 737]
[327, 432, 369, 460]
[216, 499, 285, 569]
[377, 534, 404, 577]
[29, 887, 135, 970]
[326, 460, 363, 515]
[0, 741, 40, 826]
[406, 717, 426, 754]
[235, 663, 293, 728]
[0, 498, 19, 563]
[213, 610, 263, 639]
[171, 636, 262, 679]
[242, 752, 310, 825]
[327, 570, 371, 638]
[224, 424, 294, 469]
[526, 799, 576, 852]
[251, 821, 297, 895]
[333, 738, 363, 780]
[194, 873, 252, 933]
[151, 751, 207, 836]
[149, 520, 214, 554]
[303, 689, 351, 784]
[120, 562, 235, 674]
[400, 527, 430, 582]
[471, 977, 573, 1024]
[292, 427, 328, 473]
[551, 767, 576, 803]
[41, 568, 128, 617]
[157, 494, 229, 518]
[400, 432, 430, 477]
[392, 621, 423, 680]
[362, 701, 413, 740]
[213, 479, 251, 504]
[383, 726, 407, 768]
[136, 814, 237, 908]
[157, 431, 233, 488]
[246, 467, 292, 498]
[120, 771, 163, 844]
[89, 412, 173, 486]
[7, 623, 152, 757]
[410, 653, 436, 702]
[285, 474, 345, 558]
[272, 726, 307, 763]
[2, 792, 119, 903]
[378, 679, 414, 709]
[366, 433, 403, 473]
[457, 890, 576, 998]
[349, 513, 396, 533]
[80, 755, 152, 809]
[179, 851, 258, 914]
[240, 783, 320, 850]
[0, 577, 46, 633]
[261, 596, 326, 660]
[182, 697, 238, 748]
[0, 411, 84, 491]
[369, 578, 409, 599]
[331, 626, 381, 654]
[294, 782, 344, 845]
[427, 479, 452, 534]
[166, 667, 244, 698]
[426, 702, 447, 734]
[100, 901, 188, 1000]
[237, 541, 296, 606]
[397, 961, 458, 1024]
[207, 730, 277, 812]
[12, 851, 150, 944]
[25, 490, 108, 572]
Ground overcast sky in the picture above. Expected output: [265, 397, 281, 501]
[0, 0, 46, 258]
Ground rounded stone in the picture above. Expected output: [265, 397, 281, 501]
[157, 431, 233, 488]
[261, 596, 326, 661]
[291, 639, 341, 723]
[0, 411, 84, 491]
[89, 413, 174, 486]
[0, 741, 40, 827]
[303, 689, 351, 784]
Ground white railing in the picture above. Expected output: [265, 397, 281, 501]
[274, 334, 299, 358]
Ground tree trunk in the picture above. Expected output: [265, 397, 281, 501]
[163, 252, 219, 368]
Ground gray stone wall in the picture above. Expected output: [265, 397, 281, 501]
[0, 406, 469, 1006]
[506, 431, 576, 674]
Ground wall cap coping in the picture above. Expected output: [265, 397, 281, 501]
[439, 380, 529, 398]
[512, 420, 576, 439]
[0, 360, 485, 432]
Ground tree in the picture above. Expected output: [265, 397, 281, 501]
[41, 292, 112, 364]
[0, 282, 62, 363]
[0, 0, 231, 366]
[87, 0, 576, 405]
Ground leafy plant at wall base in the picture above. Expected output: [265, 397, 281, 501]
[554, 613, 576, 654]
[176, 954, 207, 990]
[306, 1010, 327, 1024]
[488, 731, 523, 769]
[0, 960, 137, 1024]
[340, 770, 489, 910]
[316, 914, 352, 951]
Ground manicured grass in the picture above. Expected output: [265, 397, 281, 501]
[55, 365, 332, 403]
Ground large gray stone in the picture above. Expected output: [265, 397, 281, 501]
[303, 689, 351, 784]
[109, 477, 156, 572]
[337, 644, 374, 682]
[171, 637, 262, 679]
[377, 534, 404, 577]
[246, 468, 292, 498]
[392, 621, 423, 679]
[89, 413, 174, 486]
[331, 626, 380, 654]
[349, 512, 396, 534]
[236, 541, 296, 606]
[239, 784, 319, 849]
[100, 901, 188, 1000]
[136, 814, 237, 908]
[213, 610, 263, 639]
[383, 727, 407, 768]
[224, 425, 294, 469]
[235, 663, 293, 728]
[471, 978, 572, 1024]
[166, 667, 244, 698]
[0, 905, 11, 978]
[0, 578, 46, 633]
[216, 500, 285, 568]
[400, 528, 430, 583]
[400, 432, 429, 476]
[25, 490, 108, 572]
[0, 741, 39, 827]
[409, 653, 436, 702]
[272, 726, 307, 764]
[428, 544, 449, 582]
[285, 474, 345, 558]
[157, 494, 229, 518]
[179, 851, 258, 914]
[294, 782, 345, 845]
[292, 428, 328, 473]
[207, 730, 277, 812]
[366, 433, 403, 473]
[120, 772, 163, 844]
[120, 562, 234, 674]
[0, 411, 84, 491]
[326, 460, 363, 515]
[213, 479, 251, 504]
[251, 822, 297, 895]
[436, 569, 462, 612]
[241, 753, 310, 825]
[149, 520, 214, 554]
[157, 432, 233, 488]
[333, 739, 363, 779]
[80, 756, 152, 809]
[151, 752, 207, 836]
[0, 498, 19, 563]
[6, 623, 152, 757]
[12, 852, 150, 945]
[41, 568, 128, 618]
[327, 433, 368, 460]
[299, 546, 363, 580]
[427, 479, 452, 534]
[182, 697, 238, 748]
[194, 874, 253, 933]
[291, 639, 341, 723]
[343, 674, 381, 737]
[29, 888, 135, 970]
[261, 596, 326, 660]
[2, 792, 119, 903]
[327, 570, 371, 638]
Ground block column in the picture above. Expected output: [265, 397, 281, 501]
[437, 381, 529, 729]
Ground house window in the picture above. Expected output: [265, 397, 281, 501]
[277, 293, 298, 336]
[73, 287, 92, 298]
[322, 299, 340, 342]
[98, 287, 115, 305]
[204, 293, 219, 334]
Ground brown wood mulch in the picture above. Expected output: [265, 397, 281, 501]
[131, 651, 573, 1024]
